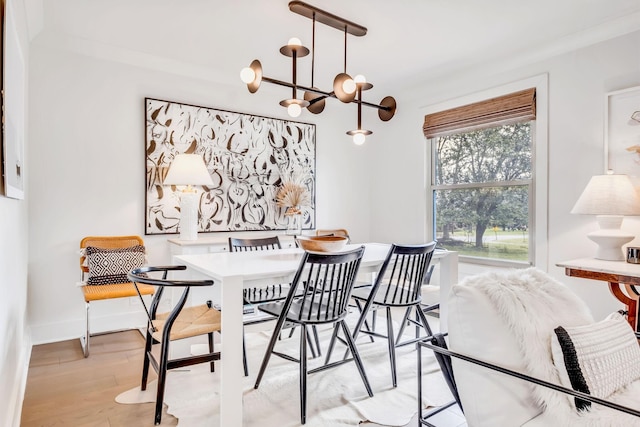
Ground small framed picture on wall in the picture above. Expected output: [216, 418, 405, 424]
[605, 85, 640, 181]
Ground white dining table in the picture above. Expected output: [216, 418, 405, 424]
[173, 242, 458, 426]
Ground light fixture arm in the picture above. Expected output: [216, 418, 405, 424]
[356, 86, 362, 129]
[262, 74, 392, 112]
[311, 13, 316, 87]
[343, 26, 348, 74]
[291, 49, 298, 99]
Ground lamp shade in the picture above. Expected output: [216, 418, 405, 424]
[571, 174, 640, 216]
[164, 154, 214, 186]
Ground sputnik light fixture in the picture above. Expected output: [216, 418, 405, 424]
[240, 1, 396, 145]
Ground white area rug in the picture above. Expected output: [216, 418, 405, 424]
[116, 314, 452, 427]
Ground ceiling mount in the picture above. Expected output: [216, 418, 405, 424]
[288, 1, 367, 37]
[240, 1, 396, 144]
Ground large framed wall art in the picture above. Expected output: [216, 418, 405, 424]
[145, 98, 316, 235]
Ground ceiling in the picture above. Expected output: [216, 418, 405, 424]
[28, 0, 640, 97]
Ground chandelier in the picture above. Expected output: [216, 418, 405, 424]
[240, 1, 396, 145]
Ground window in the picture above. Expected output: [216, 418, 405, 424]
[424, 88, 536, 265]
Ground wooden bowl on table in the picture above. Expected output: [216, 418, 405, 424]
[297, 235, 349, 252]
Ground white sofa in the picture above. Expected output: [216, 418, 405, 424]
[446, 267, 640, 427]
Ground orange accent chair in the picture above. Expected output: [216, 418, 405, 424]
[79, 235, 155, 357]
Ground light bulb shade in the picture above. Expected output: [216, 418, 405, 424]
[353, 74, 373, 91]
[287, 103, 302, 117]
[347, 129, 372, 145]
[333, 73, 356, 103]
[280, 38, 310, 57]
[352, 133, 366, 145]
[378, 96, 397, 122]
[354, 74, 366, 84]
[304, 90, 326, 114]
[342, 79, 356, 95]
[279, 98, 310, 116]
[243, 60, 263, 93]
[164, 154, 214, 187]
[240, 67, 256, 84]
[571, 174, 640, 216]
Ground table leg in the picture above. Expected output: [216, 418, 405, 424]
[608, 282, 639, 332]
[220, 275, 244, 426]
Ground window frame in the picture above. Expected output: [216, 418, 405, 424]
[424, 75, 548, 269]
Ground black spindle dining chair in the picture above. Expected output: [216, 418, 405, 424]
[253, 246, 373, 424]
[325, 242, 437, 388]
[228, 236, 320, 376]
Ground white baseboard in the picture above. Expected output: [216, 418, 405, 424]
[30, 311, 149, 345]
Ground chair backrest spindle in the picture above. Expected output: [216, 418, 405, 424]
[287, 248, 365, 323]
[229, 236, 281, 252]
[374, 242, 437, 307]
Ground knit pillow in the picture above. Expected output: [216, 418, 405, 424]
[85, 245, 146, 285]
[551, 312, 640, 411]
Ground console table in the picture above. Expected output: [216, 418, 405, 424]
[557, 258, 640, 331]
[168, 234, 298, 255]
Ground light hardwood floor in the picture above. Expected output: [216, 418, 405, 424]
[21, 330, 177, 427]
[21, 319, 465, 427]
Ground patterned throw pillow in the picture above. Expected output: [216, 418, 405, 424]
[85, 245, 146, 285]
[551, 312, 640, 411]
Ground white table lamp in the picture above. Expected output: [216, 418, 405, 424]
[163, 154, 214, 241]
[571, 173, 640, 261]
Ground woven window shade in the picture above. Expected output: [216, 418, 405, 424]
[423, 88, 536, 138]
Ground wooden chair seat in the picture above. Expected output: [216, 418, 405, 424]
[152, 304, 221, 342]
[82, 282, 155, 302]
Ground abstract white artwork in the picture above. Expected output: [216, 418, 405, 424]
[145, 98, 316, 235]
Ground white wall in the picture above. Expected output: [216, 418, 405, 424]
[369, 30, 640, 321]
[0, 1, 30, 425]
[26, 37, 373, 343]
[23, 17, 640, 343]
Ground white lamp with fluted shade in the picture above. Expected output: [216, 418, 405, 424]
[163, 154, 214, 241]
[571, 173, 640, 261]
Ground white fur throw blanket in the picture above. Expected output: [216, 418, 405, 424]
[463, 267, 640, 426]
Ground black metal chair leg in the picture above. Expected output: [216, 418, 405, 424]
[300, 324, 308, 425]
[324, 323, 341, 365]
[355, 299, 375, 343]
[243, 333, 249, 377]
[255, 306, 290, 389]
[415, 304, 434, 337]
[386, 307, 397, 388]
[208, 332, 215, 372]
[395, 306, 412, 342]
[340, 320, 373, 397]
[154, 339, 171, 425]
[141, 330, 153, 390]
[306, 328, 318, 359]
[312, 325, 322, 357]
[371, 307, 377, 336]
